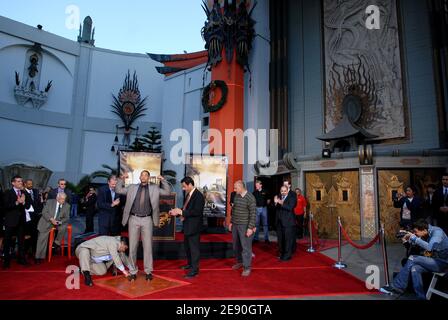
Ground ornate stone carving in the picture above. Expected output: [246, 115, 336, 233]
[201, 0, 256, 72]
[14, 44, 52, 109]
[323, 0, 406, 141]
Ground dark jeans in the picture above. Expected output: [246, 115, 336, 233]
[254, 207, 269, 241]
[232, 224, 254, 269]
[184, 233, 200, 272]
[393, 255, 448, 300]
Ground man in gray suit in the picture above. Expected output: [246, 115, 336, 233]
[115, 170, 170, 281]
[35, 193, 70, 263]
[75, 235, 133, 286]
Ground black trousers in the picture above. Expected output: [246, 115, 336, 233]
[184, 233, 200, 272]
[295, 215, 304, 239]
[3, 224, 26, 263]
[24, 214, 41, 256]
[85, 209, 95, 233]
[98, 212, 114, 236]
[277, 224, 296, 259]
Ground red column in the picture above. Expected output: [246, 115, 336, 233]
[209, 50, 245, 225]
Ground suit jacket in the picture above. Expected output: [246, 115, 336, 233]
[423, 193, 438, 219]
[37, 199, 70, 233]
[115, 178, 170, 227]
[393, 196, 423, 227]
[97, 185, 119, 216]
[26, 188, 43, 215]
[78, 235, 132, 270]
[48, 188, 73, 204]
[276, 193, 297, 228]
[82, 193, 97, 214]
[434, 187, 448, 222]
[3, 189, 31, 227]
[182, 189, 205, 236]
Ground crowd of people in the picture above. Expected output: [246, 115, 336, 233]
[1, 172, 447, 300]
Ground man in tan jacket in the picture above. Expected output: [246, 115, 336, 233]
[75, 235, 133, 286]
[115, 170, 170, 281]
[35, 193, 70, 263]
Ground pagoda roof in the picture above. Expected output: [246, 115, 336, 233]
[147, 50, 208, 76]
[317, 115, 378, 141]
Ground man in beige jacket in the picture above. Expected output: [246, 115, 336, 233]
[115, 170, 170, 281]
[75, 235, 133, 286]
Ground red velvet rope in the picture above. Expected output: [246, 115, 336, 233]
[339, 221, 380, 250]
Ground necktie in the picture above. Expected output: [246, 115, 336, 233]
[29, 190, 34, 201]
[139, 186, 146, 210]
[17, 190, 21, 197]
[55, 205, 61, 219]
[183, 192, 192, 211]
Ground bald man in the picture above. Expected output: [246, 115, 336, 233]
[229, 181, 256, 277]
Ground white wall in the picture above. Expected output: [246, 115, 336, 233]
[81, 131, 119, 175]
[0, 33, 76, 114]
[86, 49, 164, 123]
[0, 118, 69, 172]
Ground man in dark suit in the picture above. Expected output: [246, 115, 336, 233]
[275, 185, 297, 261]
[434, 173, 448, 233]
[170, 176, 205, 279]
[393, 185, 423, 230]
[2, 175, 32, 268]
[97, 175, 121, 236]
[0, 185, 5, 257]
[423, 184, 438, 224]
[48, 178, 73, 204]
[24, 179, 43, 260]
[81, 187, 97, 233]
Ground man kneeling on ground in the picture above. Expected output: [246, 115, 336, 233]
[75, 235, 134, 286]
[380, 219, 448, 299]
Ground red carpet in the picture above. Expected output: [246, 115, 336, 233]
[0, 242, 375, 300]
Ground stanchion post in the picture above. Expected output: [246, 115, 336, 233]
[307, 212, 315, 253]
[333, 216, 347, 269]
[380, 223, 390, 287]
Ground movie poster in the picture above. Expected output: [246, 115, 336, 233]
[119, 151, 162, 186]
[154, 193, 177, 240]
[185, 154, 228, 218]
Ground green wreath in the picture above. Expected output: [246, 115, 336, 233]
[202, 80, 228, 113]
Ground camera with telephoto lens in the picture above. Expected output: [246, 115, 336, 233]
[396, 230, 409, 239]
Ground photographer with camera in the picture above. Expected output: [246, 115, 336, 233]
[393, 186, 423, 229]
[394, 186, 424, 260]
[381, 219, 448, 299]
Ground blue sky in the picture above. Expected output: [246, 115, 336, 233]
[1, 0, 207, 54]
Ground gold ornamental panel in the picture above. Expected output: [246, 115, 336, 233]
[305, 171, 360, 240]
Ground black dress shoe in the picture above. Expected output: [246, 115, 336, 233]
[184, 271, 199, 279]
[2, 262, 10, 269]
[17, 258, 29, 266]
[280, 256, 291, 262]
[82, 271, 93, 286]
[34, 258, 43, 265]
[181, 265, 192, 270]
[52, 244, 61, 255]
[146, 273, 153, 281]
